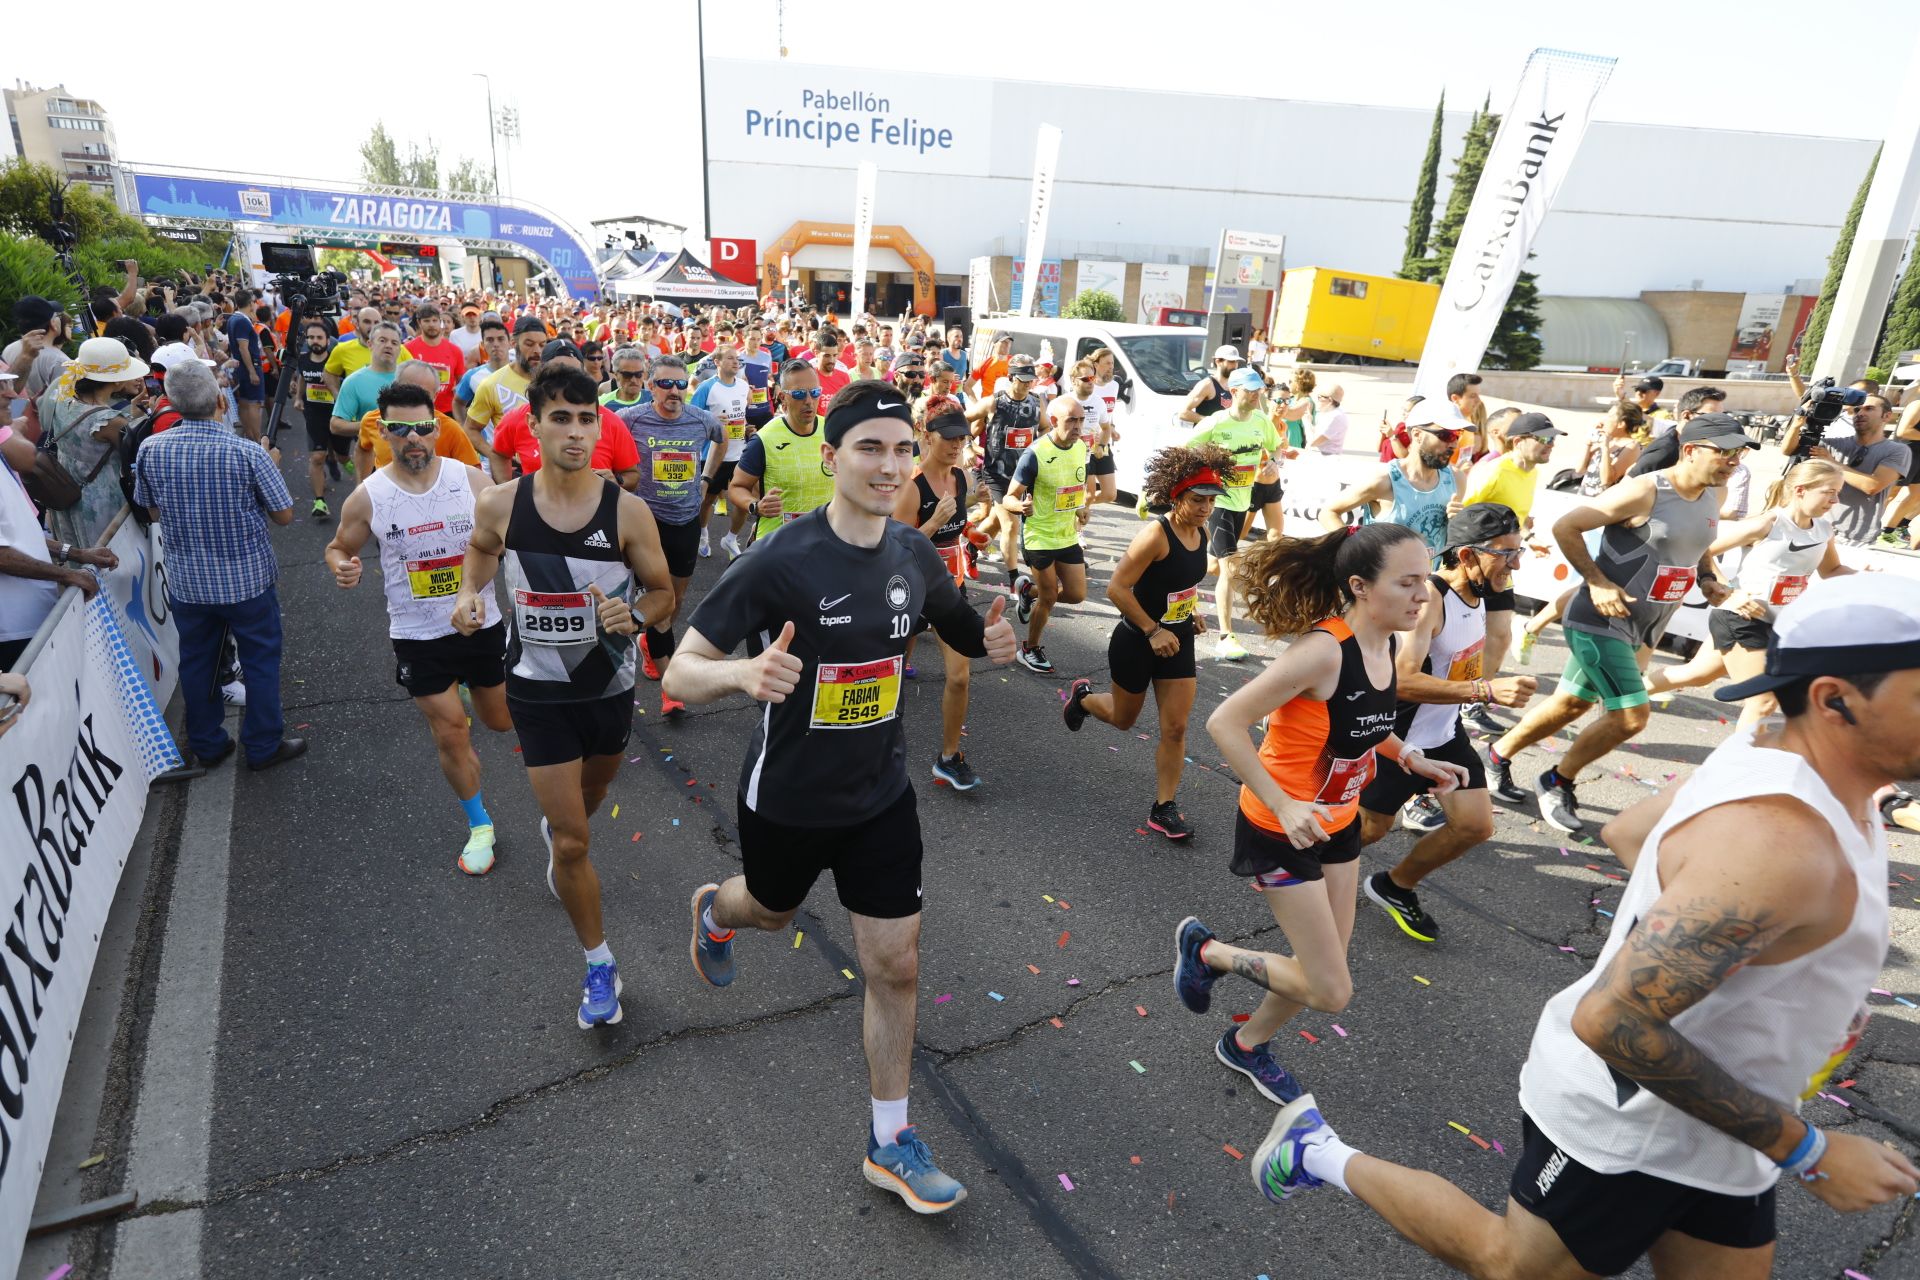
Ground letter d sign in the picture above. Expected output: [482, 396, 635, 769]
[709, 238, 758, 285]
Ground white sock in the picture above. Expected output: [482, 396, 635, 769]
[701, 904, 725, 936]
[871, 1096, 909, 1147]
[584, 941, 614, 967]
[1299, 1129, 1358, 1193]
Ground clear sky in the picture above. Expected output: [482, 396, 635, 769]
[7, 0, 1911, 243]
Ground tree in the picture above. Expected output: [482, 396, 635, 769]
[1487, 266, 1544, 370]
[1398, 92, 1445, 279]
[1875, 253, 1920, 371]
[445, 156, 495, 196]
[1064, 289, 1124, 322]
[361, 121, 493, 195]
[1801, 147, 1880, 369]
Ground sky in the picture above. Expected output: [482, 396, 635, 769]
[6, 0, 1912, 245]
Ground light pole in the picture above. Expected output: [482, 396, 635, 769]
[474, 73, 500, 195]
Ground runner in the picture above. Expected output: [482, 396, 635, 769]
[487, 344, 640, 491]
[1320, 399, 1462, 558]
[1063, 444, 1230, 839]
[402, 303, 464, 417]
[1005, 394, 1090, 674]
[967, 355, 1045, 574]
[1644, 457, 1855, 725]
[1171, 522, 1465, 1104]
[463, 316, 546, 449]
[1188, 367, 1283, 662]
[729, 359, 830, 545]
[1179, 345, 1241, 424]
[451, 317, 509, 441]
[1246, 573, 1920, 1279]
[664, 379, 1018, 1215]
[1486, 415, 1751, 832]
[689, 341, 754, 559]
[600, 345, 650, 414]
[350, 360, 482, 479]
[323, 380, 510, 874]
[617, 354, 724, 716]
[1069, 357, 1120, 508]
[296, 318, 347, 520]
[892, 403, 988, 789]
[1456, 411, 1562, 720]
[451, 364, 674, 1030]
[1355, 505, 1538, 941]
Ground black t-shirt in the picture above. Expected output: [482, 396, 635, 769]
[1627, 428, 1679, 477]
[299, 353, 335, 423]
[687, 506, 987, 827]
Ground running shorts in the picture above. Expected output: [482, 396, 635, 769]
[304, 405, 350, 454]
[656, 516, 702, 579]
[1087, 452, 1116, 477]
[1108, 621, 1196, 693]
[392, 624, 506, 698]
[737, 782, 923, 919]
[1229, 807, 1362, 884]
[508, 690, 634, 767]
[985, 472, 1012, 502]
[1206, 506, 1244, 559]
[1024, 542, 1085, 572]
[234, 373, 267, 403]
[1357, 720, 1485, 814]
[1508, 1113, 1775, 1276]
[1483, 585, 1517, 612]
[1558, 628, 1649, 712]
[1249, 478, 1282, 509]
[1707, 608, 1773, 654]
[711, 460, 738, 499]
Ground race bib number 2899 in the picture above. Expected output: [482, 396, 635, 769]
[514, 589, 594, 645]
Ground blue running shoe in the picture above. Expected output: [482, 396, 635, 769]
[1173, 916, 1219, 1014]
[1216, 1028, 1303, 1105]
[577, 961, 623, 1029]
[864, 1124, 967, 1215]
[1251, 1092, 1329, 1204]
[689, 882, 735, 988]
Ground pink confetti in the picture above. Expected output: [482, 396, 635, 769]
[1558, 946, 1577, 952]
[1557, 847, 1569, 857]
[1491, 1139, 1505, 1155]
[1872, 988, 1894, 997]
[1108, 746, 1119, 752]
[43, 1268, 72, 1280]
[1822, 1092, 1853, 1109]
[1331, 1024, 1347, 1037]
[1058, 1173, 1075, 1191]
[934, 994, 952, 1004]
[1844, 1271, 1873, 1280]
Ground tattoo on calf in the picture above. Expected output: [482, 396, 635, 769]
[1229, 952, 1269, 989]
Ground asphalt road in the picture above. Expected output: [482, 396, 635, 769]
[66, 469, 1920, 1280]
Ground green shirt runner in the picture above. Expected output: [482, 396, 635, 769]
[1189, 409, 1282, 512]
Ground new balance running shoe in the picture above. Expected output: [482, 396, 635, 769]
[577, 960, 623, 1029]
[863, 1125, 967, 1215]
[457, 823, 497, 876]
[1173, 916, 1219, 1014]
[1252, 1093, 1329, 1204]
[1216, 1028, 1303, 1105]
[689, 882, 735, 987]
[1016, 644, 1052, 675]
[1363, 870, 1439, 942]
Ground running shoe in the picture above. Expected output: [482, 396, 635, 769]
[1536, 770, 1584, 833]
[541, 817, 559, 900]
[324, 452, 342, 482]
[662, 692, 687, 718]
[1401, 794, 1446, 833]
[1251, 1093, 1329, 1204]
[1148, 800, 1194, 840]
[221, 680, 247, 707]
[1516, 630, 1537, 665]
[720, 531, 743, 560]
[311, 498, 330, 521]
[1015, 644, 1053, 675]
[1014, 574, 1035, 625]
[863, 1125, 967, 1215]
[1215, 1028, 1304, 1105]
[457, 824, 496, 876]
[1063, 678, 1092, 731]
[931, 752, 980, 790]
[963, 541, 980, 580]
[1458, 703, 1502, 737]
[1879, 527, 1908, 547]
[1364, 870, 1438, 942]
[577, 960, 623, 1029]
[698, 527, 712, 557]
[689, 882, 735, 987]
[1216, 633, 1250, 662]
[1173, 916, 1219, 1014]
[640, 633, 661, 681]
[1485, 745, 1527, 806]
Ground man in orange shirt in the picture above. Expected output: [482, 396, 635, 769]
[354, 361, 481, 478]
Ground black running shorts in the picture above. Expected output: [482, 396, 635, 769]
[1249, 478, 1282, 509]
[1229, 808, 1361, 883]
[1108, 621, 1196, 693]
[712, 459, 738, 497]
[508, 691, 635, 768]
[304, 404, 351, 454]
[1357, 720, 1486, 813]
[656, 516, 703, 580]
[1087, 452, 1116, 477]
[1509, 1113, 1775, 1276]
[1206, 506, 1244, 559]
[1707, 607, 1774, 655]
[1024, 542, 1085, 572]
[737, 782, 924, 919]
[392, 623, 506, 698]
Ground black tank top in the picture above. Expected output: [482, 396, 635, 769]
[1130, 516, 1208, 630]
[913, 466, 970, 546]
[1204, 375, 1230, 415]
[501, 478, 635, 702]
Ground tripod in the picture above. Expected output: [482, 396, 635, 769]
[262, 292, 310, 453]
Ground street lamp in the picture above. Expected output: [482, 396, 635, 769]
[473, 73, 500, 195]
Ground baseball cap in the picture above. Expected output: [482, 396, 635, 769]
[1677, 413, 1757, 450]
[512, 315, 548, 337]
[1444, 502, 1521, 550]
[151, 341, 216, 369]
[1633, 376, 1665, 392]
[540, 339, 583, 363]
[11, 296, 63, 332]
[1715, 574, 1920, 703]
[1214, 344, 1242, 362]
[1505, 411, 1561, 439]
[1226, 367, 1265, 391]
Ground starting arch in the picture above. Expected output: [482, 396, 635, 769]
[762, 221, 936, 316]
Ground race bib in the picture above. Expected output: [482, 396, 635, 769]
[1446, 637, 1485, 683]
[1007, 426, 1034, 451]
[810, 656, 903, 730]
[1767, 573, 1810, 606]
[652, 449, 696, 483]
[514, 589, 593, 645]
[937, 543, 966, 587]
[1648, 565, 1696, 603]
[1313, 752, 1375, 806]
[1054, 483, 1086, 512]
[1228, 463, 1258, 490]
[749, 387, 768, 405]
[405, 553, 463, 600]
[724, 413, 747, 441]
[1161, 585, 1198, 625]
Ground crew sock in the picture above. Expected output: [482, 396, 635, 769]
[872, 1096, 910, 1148]
[460, 792, 491, 828]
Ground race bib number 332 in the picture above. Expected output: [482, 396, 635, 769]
[810, 656, 903, 729]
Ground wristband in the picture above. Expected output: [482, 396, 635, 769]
[1777, 1124, 1828, 1181]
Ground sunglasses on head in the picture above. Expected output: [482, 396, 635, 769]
[653, 378, 689, 390]
[379, 419, 436, 437]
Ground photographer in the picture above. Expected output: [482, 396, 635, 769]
[1814, 394, 1910, 547]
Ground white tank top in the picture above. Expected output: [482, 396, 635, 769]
[1404, 575, 1485, 750]
[1518, 727, 1888, 1195]
[1729, 511, 1832, 620]
[364, 461, 492, 641]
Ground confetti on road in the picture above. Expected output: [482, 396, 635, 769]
[1839, 1079, 1856, 1088]
[1027, 964, 1042, 975]
[1136, 1005, 1148, 1017]
[1844, 1271, 1873, 1280]
[1130, 1156, 1142, 1165]
[1223, 1144, 1245, 1160]
[1058, 931, 1071, 947]
[1331, 1024, 1347, 1037]
[1447, 1122, 1471, 1135]
[1469, 1135, 1492, 1150]
[1413, 975, 1431, 986]
[792, 931, 804, 948]
[1058, 1173, 1075, 1191]
[1042, 894, 1055, 902]
[1108, 746, 1118, 751]
[1597, 909, 1615, 918]
[1300, 1030, 1319, 1044]
[1558, 847, 1569, 857]
[935, 994, 953, 1004]
[1873, 988, 1894, 997]
[610, 804, 619, 818]
[44, 1268, 72, 1280]
[631, 832, 641, 842]
[842, 969, 855, 980]
[1491, 1139, 1504, 1155]
[1821, 1092, 1852, 1108]
[1049, 1017, 1064, 1028]
[1558, 946, 1577, 953]
[1068, 978, 1081, 986]
[1059, 901, 1071, 910]
[77, 1153, 104, 1169]
[1899, 997, 1918, 1009]
[1232, 1013, 1251, 1022]
[1130, 1060, 1146, 1074]
[989, 991, 1005, 1001]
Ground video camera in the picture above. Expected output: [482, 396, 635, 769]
[1791, 376, 1867, 455]
[260, 242, 345, 317]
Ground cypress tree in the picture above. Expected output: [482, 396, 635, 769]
[1874, 250, 1920, 370]
[1801, 146, 1880, 369]
[1399, 93, 1445, 279]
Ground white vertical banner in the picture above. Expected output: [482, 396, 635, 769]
[848, 161, 877, 322]
[1413, 49, 1615, 400]
[1016, 125, 1062, 318]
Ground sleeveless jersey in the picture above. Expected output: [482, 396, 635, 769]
[753, 415, 834, 541]
[914, 466, 970, 585]
[1564, 472, 1719, 648]
[1519, 727, 1888, 1195]
[1194, 375, 1229, 417]
[501, 479, 635, 702]
[1129, 516, 1208, 631]
[1400, 576, 1486, 750]
[1384, 460, 1457, 556]
[363, 461, 488, 641]
[1238, 618, 1400, 837]
[984, 391, 1043, 477]
[1018, 435, 1089, 551]
[1728, 511, 1832, 620]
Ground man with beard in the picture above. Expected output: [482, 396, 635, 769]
[1321, 400, 1462, 559]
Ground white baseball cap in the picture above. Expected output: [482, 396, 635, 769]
[1716, 573, 1920, 702]
[1214, 345, 1242, 362]
[151, 342, 216, 370]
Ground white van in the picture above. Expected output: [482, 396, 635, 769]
[965, 317, 1211, 498]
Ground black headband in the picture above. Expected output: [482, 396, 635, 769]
[822, 396, 915, 446]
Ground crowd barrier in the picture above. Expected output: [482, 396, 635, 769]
[0, 508, 179, 1271]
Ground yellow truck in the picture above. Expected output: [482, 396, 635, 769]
[1268, 267, 1439, 364]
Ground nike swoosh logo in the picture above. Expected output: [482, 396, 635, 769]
[879, 400, 904, 410]
[819, 594, 852, 610]
[1787, 541, 1821, 552]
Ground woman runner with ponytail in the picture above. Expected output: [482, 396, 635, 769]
[1166, 522, 1468, 1105]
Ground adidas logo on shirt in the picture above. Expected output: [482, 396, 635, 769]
[582, 529, 612, 549]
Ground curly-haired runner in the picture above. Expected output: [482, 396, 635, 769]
[1062, 444, 1232, 839]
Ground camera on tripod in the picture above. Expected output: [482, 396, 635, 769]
[1790, 376, 1867, 456]
[259, 242, 345, 317]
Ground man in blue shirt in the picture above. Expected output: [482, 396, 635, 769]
[225, 287, 267, 441]
[134, 360, 305, 771]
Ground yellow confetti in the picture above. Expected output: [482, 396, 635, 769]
[841, 968, 855, 980]
[1413, 975, 1431, 986]
[611, 804, 619, 818]
[1447, 1121, 1471, 1135]
[793, 931, 804, 949]
[1042, 894, 1055, 903]
[77, 1153, 104, 1170]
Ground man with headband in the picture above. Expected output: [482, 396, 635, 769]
[666, 379, 1018, 1217]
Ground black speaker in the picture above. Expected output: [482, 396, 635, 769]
[1206, 311, 1253, 359]
[942, 306, 972, 340]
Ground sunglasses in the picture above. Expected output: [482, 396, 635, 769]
[1418, 427, 1461, 444]
[653, 378, 689, 390]
[785, 388, 823, 400]
[1467, 544, 1524, 563]
[616, 369, 646, 378]
[379, 419, 437, 437]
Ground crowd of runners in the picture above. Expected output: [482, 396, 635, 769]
[257, 279, 1920, 1276]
